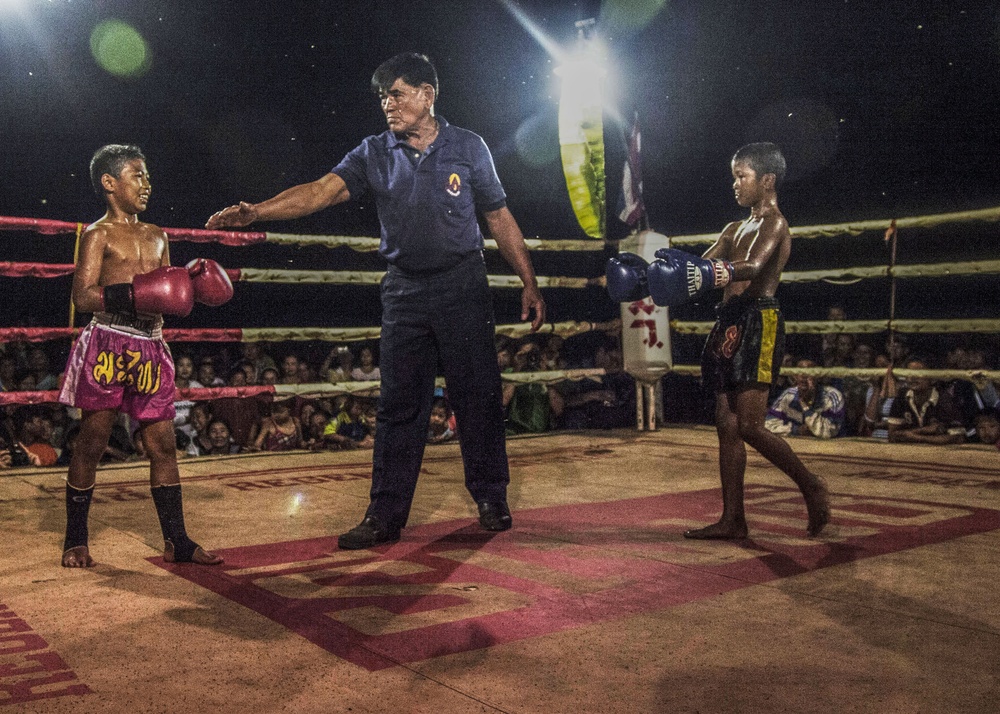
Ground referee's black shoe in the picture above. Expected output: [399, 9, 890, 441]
[477, 501, 512, 531]
[338, 515, 401, 550]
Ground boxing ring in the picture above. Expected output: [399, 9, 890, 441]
[2, 207, 998, 415]
[0, 215, 616, 409]
[1, 210, 999, 713]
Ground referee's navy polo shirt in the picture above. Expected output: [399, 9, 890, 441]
[331, 116, 507, 274]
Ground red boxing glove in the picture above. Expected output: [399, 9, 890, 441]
[130, 266, 194, 316]
[186, 258, 234, 307]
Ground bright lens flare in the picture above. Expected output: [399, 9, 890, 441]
[554, 55, 606, 137]
[90, 19, 150, 78]
[287, 492, 305, 516]
[599, 0, 669, 35]
[496, 0, 566, 62]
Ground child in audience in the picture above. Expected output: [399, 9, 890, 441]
[973, 410, 1000, 449]
[427, 398, 456, 443]
[197, 356, 225, 387]
[351, 345, 381, 382]
[323, 395, 374, 449]
[173, 353, 203, 428]
[197, 419, 241, 455]
[322, 345, 354, 383]
[253, 401, 303, 451]
[304, 409, 331, 450]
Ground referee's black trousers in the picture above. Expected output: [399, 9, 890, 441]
[366, 252, 511, 530]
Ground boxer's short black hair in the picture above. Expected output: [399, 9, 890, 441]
[90, 144, 145, 197]
[733, 142, 786, 186]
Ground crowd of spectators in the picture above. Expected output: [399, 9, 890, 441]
[2, 315, 999, 470]
[0, 340, 388, 468]
[762, 305, 1000, 448]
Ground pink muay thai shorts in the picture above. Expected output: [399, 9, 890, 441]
[59, 313, 176, 423]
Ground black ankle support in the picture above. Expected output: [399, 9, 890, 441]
[150, 484, 199, 561]
[63, 484, 94, 551]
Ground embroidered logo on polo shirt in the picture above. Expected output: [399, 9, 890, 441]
[446, 173, 461, 197]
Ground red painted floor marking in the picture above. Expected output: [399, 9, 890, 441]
[153, 486, 1000, 671]
[0, 604, 91, 706]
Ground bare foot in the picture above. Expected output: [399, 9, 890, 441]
[189, 547, 224, 565]
[62, 545, 95, 568]
[804, 477, 831, 538]
[683, 521, 749, 540]
[163, 542, 224, 565]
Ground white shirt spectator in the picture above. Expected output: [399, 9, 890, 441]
[766, 384, 846, 439]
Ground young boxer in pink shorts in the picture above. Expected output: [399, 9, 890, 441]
[59, 144, 232, 567]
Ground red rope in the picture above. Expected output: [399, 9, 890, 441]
[163, 328, 245, 342]
[0, 327, 77, 341]
[0, 217, 77, 234]
[0, 215, 265, 246]
[0, 262, 241, 282]
[0, 385, 276, 407]
[0, 390, 61, 407]
[0, 328, 249, 342]
[164, 227, 266, 246]
[0, 262, 74, 278]
[175, 385, 275, 401]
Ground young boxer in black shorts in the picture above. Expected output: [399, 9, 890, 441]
[642, 143, 830, 539]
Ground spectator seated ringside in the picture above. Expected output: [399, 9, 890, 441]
[558, 335, 635, 430]
[351, 344, 381, 382]
[0, 424, 40, 468]
[297, 358, 319, 385]
[841, 342, 876, 436]
[765, 359, 846, 439]
[239, 342, 277, 384]
[322, 395, 374, 449]
[946, 345, 1000, 440]
[210, 371, 264, 451]
[503, 340, 563, 435]
[887, 357, 965, 445]
[973, 409, 1000, 449]
[173, 353, 204, 429]
[322, 345, 354, 383]
[13, 405, 58, 466]
[197, 356, 226, 387]
[27, 347, 59, 391]
[427, 397, 456, 443]
[253, 401, 303, 452]
[304, 409, 331, 450]
[859, 356, 897, 440]
[196, 418, 241, 456]
[540, 334, 565, 371]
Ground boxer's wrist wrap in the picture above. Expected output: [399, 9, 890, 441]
[711, 260, 735, 288]
[102, 283, 136, 315]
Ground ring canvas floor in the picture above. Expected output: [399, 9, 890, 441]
[2, 426, 998, 713]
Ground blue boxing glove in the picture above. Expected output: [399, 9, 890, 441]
[605, 252, 650, 303]
[648, 248, 735, 307]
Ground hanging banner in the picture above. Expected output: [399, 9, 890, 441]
[557, 46, 606, 239]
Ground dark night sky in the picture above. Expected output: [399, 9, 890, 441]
[1, 0, 998, 333]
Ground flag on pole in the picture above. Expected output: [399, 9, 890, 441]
[618, 112, 645, 228]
